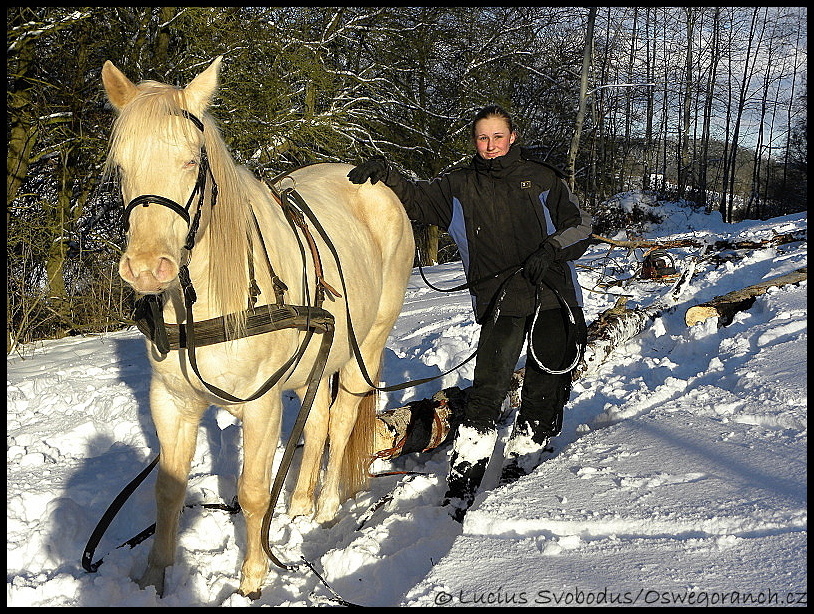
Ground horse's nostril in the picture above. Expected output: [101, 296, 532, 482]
[155, 257, 178, 282]
[118, 256, 136, 284]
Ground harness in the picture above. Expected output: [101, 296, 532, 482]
[87, 110, 357, 604]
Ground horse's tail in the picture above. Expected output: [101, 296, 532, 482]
[339, 362, 380, 502]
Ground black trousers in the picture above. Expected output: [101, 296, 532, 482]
[464, 307, 583, 441]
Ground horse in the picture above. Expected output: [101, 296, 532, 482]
[101, 56, 414, 599]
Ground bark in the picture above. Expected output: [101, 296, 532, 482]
[373, 372, 524, 459]
[7, 14, 38, 208]
[678, 7, 695, 198]
[418, 225, 440, 266]
[684, 267, 807, 327]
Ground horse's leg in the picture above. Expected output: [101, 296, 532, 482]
[139, 382, 207, 596]
[236, 393, 283, 599]
[314, 342, 385, 524]
[288, 378, 331, 518]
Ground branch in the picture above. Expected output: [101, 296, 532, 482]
[572, 254, 699, 380]
[590, 230, 805, 252]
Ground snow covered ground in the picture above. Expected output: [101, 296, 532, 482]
[7, 201, 807, 607]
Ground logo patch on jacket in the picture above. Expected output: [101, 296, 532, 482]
[520, 180, 532, 189]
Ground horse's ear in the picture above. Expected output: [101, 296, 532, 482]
[184, 56, 223, 115]
[102, 60, 138, 110]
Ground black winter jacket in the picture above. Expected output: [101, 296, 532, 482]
[383, 144, 592, 323]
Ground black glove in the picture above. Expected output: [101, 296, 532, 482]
[347, 156, 389, 185]
[522, 242, 557, 285]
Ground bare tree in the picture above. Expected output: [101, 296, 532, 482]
[566, 7, 597, 191]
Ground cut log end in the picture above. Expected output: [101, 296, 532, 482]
[685, 305, 720, 327]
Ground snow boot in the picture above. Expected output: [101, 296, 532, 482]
[499, 421, 553, 486]
[442, 424, 498, 522]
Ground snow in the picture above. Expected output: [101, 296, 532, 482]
[7, 201, 807, 607]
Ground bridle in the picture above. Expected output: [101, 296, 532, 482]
[122, 110, 216, 253]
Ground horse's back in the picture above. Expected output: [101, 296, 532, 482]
[284, 163, 414, 261]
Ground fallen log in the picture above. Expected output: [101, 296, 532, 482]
[373, 388, 461, 461]
[590, 230, 805, 252]
[684, 267, 807, 327]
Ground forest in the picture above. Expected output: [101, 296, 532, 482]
[6, 7, 808, 350]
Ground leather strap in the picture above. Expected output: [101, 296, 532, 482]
[135, 300, 334, 351]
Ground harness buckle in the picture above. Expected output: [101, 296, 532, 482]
[272, 275, 288, 304]
[179, 265, 197, 307]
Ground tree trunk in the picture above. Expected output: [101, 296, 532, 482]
[414, 224, 439, 266]
[684, 267, 807, 327]
[642, 8, 655, 191]
[566, 6, 596, 191]
[699, 8, 721, 210]
[678, 7, 695, 199]
[7, 14, 38, 208]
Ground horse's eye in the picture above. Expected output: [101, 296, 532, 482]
[184, 159, 198, 169]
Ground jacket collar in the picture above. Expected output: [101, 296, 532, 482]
[471, 143, 522, 177]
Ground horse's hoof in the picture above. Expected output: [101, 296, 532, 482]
[138, 566, 166, 597]
[237, 588, 262, 600]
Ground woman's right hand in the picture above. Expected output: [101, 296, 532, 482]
[347, 156, 389, 184]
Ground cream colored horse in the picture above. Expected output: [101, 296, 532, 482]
[102, 56, 414, 598]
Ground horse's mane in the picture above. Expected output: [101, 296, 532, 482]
[106, 81, 253, 330]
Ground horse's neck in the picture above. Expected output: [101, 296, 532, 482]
[203, 184, 308, 314]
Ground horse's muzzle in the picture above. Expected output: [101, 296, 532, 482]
[119, 252, 179, 294]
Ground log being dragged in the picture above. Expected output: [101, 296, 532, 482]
[372, 371, 524, 460]
[372, 388, 463, 461]
[684, 267, 807, 327]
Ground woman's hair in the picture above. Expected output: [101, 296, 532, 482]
[471, 104, 517, 139]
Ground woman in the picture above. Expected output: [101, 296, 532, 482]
[348, 105, 591, 521]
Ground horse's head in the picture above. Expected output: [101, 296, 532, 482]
[102, 57, 223, 295]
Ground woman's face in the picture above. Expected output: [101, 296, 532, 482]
[474, 116, 516, 159]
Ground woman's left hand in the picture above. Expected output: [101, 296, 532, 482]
[522, 242, 557, 285]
